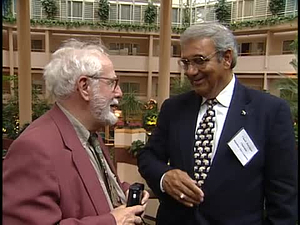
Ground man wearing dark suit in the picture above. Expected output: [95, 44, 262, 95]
[137, 22, 297, 225]
[3, 39, 149, 225]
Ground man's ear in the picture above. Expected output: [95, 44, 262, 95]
[77, 76, 91, 101]
[223, 49, 233, 69]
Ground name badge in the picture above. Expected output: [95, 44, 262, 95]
[227, 128, 258, 166]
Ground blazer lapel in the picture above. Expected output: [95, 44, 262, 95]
[48, 105, 111, 215]
[202, 81, 252, 196]
[178, 92, 202, 177]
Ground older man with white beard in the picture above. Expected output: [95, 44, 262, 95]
[3, 39, 149, 225]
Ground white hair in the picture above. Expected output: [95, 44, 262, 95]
[43, 39, 108, 100]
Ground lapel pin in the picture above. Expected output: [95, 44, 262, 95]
[241, 110, 247, 116]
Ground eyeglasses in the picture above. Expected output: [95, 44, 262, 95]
[90, 76, 119, 91]
[178, 51, 219, 71]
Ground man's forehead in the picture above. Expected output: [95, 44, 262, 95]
[181, 38, 215, 56]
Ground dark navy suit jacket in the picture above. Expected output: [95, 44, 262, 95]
[138, 79, 297, 225]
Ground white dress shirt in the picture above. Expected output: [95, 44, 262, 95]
[195, 74, 235, 161]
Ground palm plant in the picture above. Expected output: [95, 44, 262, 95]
[170, 76, 192, 96]
[119, 92, 144, 127]
[275, 38, 298, 143]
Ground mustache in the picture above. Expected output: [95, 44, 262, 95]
[110, 98, 119, 106]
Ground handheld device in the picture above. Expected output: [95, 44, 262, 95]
[126, 182, 144, 207]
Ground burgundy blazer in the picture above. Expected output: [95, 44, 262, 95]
[3, 104, 130, 225]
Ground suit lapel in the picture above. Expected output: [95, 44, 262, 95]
[48, 105, 111, 215]
[202, 81, 252, 196]
[178, 92, 202, 177]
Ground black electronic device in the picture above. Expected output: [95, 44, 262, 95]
[126, 182, 144, 207]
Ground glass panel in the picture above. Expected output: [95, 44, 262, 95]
[31, 40, 43, 51]
[244, 0, 254, 17]
[134, 5, 141, 22]
[120, 83, 140, 93]
[68, 2, 71, 17]
[109, 4, 117, 21]
[172, 8, 179, 23]
[241, 43, 252, 55]
[238, 0, 243, 18]
[282, 40, 294, 54]
[73, 2, 82, 17]
[121, 5, 131, 20]
[84, 2, 93, 20]
[257, 42, 265, 55]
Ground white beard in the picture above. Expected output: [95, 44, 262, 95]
[90, 86, 118, 126]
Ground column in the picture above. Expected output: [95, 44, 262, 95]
[157, 0, 172, 108]
[8, 28, 15, 96]
[263, 31, 272, 91]
[44, 30, 52, 101]
[147, 35, 153, 100]
[17, 0, 32, 126]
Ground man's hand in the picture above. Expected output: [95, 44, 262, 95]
[111, 204, 146, 225]
[163, 169, 204, 207]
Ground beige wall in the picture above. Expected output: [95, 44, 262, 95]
[4, 52, 294, 75]
[111, 55, 149, 71]
[269, 32, 297, 55]
[237, 77, 264, 90]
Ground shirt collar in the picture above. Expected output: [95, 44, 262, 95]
[56, 102, 90, 145]
[201, 74, 235, 108]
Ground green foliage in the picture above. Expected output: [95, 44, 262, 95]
[119, 92, 144, 126]
[170, 76, 192, 96]
[2, 75, 52, 139]
[98, 0, 109, 22]
[3, 96, 20, 139]
[215, 0, 231, 24]
[269, 0, 285, 16]
[275, 37, 298, 145]
[2, 15, 297, 34]
[182, 4, 190, 27]
[289, 36, 298, 72]
[276, 75, 298, 120]
[229, 15, 297, 31]
[128, 140, 145, 157]
[2, 0, 13, 17]
[41, 0, 58, 20]
[144, 2, 158, 24]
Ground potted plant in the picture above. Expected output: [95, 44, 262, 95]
[142, 99, 158, 134]
[114, 92, 146, 148]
